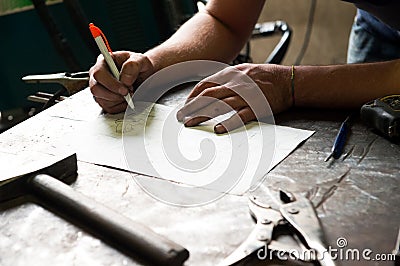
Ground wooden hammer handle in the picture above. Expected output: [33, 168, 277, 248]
[28, 174, 189, 265]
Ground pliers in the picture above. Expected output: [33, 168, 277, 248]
[22, 71, 89, 108]
[22, 71, 89, 95]
[219, 190, 336, 266]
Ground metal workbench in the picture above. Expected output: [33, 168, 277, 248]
[0, 87, 399, 266]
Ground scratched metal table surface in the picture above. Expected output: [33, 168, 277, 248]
[0, 87, 399, 266]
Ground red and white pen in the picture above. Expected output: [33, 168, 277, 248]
[89, 23, 135, 110]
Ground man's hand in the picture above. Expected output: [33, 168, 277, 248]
[89, 51, 155, 113]
[177, 63, 293, 134]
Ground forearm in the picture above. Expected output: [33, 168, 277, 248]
[145, 12, 245, 71]
[145, 0, 265, 72]
[294, 60, 400, 108]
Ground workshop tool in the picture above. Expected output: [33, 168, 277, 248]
[325, 115, 352, 162]
[219, 190, 336, 266]
[360, 95, 400, 140]
[26, 91, 68, 105]
[0, 154, 189, 266]
[22, 71, 89, 109]
[22, 71, 89, 95]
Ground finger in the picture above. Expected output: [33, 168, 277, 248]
[90, 81, 125, 102]
[119, 54, 153, 87]
[214, 107, 256, 134]
[185, 82, 237, 104]
[112, 51, 131, 67]
[90, 55, 129, 96]
[94, 94, 125, 108]
[185, 81, 219, 103]
[105, 101, 127, 114]
[177, 86, 236, 121]
[95, 97, 127, 114]
[187, 64, 241, 101]
[183, 116, 211, 127]
[183, 96, 248, 127]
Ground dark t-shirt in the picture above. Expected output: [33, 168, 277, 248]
[343, 0, 400, 43]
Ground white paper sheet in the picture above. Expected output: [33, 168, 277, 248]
[62, 101, 314, 195]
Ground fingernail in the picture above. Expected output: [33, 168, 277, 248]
[214, 124, 227, 134]
[177, 110, 183, 122]
[119, 87, 128, 95]
[184, 117, 194, 127]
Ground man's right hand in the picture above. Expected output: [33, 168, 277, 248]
[89, 51, 155, 113]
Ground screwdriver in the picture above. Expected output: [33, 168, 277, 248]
[324, 115, 352, 162]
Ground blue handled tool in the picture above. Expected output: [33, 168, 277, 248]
[324, 115, 351, 162]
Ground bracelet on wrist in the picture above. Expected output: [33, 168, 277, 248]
[291, 65, 295, 107]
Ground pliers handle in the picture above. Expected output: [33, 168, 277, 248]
[219, 190, 337, 266]
[279, 191, 336, 266]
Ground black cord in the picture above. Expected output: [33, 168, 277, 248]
[294, 0, 317, 65]
[42, 88, 67, 110]
[31, 0, 81, 71]
[63, 0, 98, 57]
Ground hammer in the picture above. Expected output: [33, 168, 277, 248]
[1, 153, 189, 265]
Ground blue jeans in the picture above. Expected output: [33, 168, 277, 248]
[347, 10, 400, 63]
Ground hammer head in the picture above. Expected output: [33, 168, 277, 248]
[0, 153, 77, 203]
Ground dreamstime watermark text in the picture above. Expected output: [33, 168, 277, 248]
[256, 237, 396, 262]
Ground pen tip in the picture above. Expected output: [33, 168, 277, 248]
[324, 154, 332, 162]
[124, 95, 135, 110]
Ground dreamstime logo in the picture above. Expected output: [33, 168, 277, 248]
[336, 237, 348, 248]
[121, 60, 276, 206]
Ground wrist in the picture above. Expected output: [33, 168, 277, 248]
[266, 64, 295, 113]
[143, 49, 163, 73]
[291, 65, 295, 107]
[275, 64, 295, 110]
